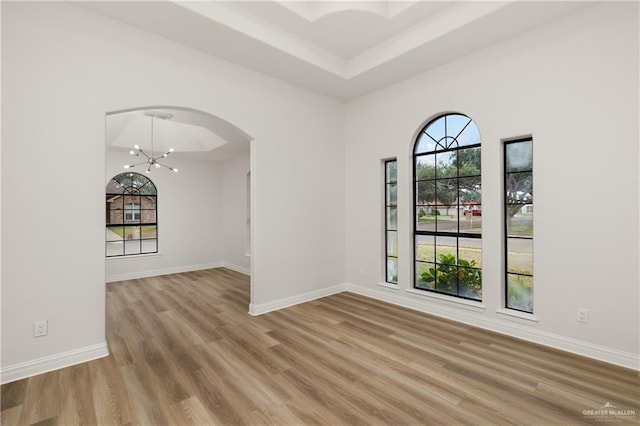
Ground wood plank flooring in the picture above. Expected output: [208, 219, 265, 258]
[2, 268, 638, 425]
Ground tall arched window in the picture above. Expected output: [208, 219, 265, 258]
[413, 113, 482, 300]
[106, 172, 158, 257]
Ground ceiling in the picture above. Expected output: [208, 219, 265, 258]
[94, 1, 593, 162]
[106, 107, 252, 163]
[78, 1, 593, 100]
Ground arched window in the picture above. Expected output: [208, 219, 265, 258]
[106, 172, 158, 257]
[413, 113, 482, 300]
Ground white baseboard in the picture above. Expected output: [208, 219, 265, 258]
[0, 342, 109, 385]
[249, 283, 347, 316]
[222, 262, 251, 276]
[347, 283, 639, 371]
[106, 261, 224, 282]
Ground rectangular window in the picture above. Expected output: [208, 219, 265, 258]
[124, 202, 141, 221]
[504, 138, 533, 313]
[384, 159, 398, 284]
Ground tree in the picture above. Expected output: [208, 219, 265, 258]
[506, 173, 532, 220]
[416, 147, 481, 215]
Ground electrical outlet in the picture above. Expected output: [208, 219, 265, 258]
[577, 308, 589, 323]
[33, 320, 48, 337]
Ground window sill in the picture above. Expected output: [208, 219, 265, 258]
[378, 282, 399, 290]
[106, 252, 163, 261]
[496, 308, 538, 324]
[405, 288, 485, 312]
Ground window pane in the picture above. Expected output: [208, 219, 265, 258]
[386, 183, 397, 206]
[459, 237, 482, 268]
[506, 172, 533, 205]
[436, 210, 457, 233]
[506, 140, 533, 172]
[460, 204, 482, 234]
[507, 207, 533, 237]
[507, 237, 533, 276]
[446, 114, 472, 143]
[416, 261, 436, 290]
[507, 274, 533, 312]
[140, 210, 157, 224]
[141, 225, 157, 239]
[415, 133, 437, 154]
[106, 227, 123, 242]
[140, 197, 156, 209]
[139, 181, 157, 195]
[386, 161, 397, 183]
[108, 196, 123, 210]
[124, 240, 141, 255]
[459, 176, 481, 203]
[124, 195, 140, 206]
[106, 241, 124, 257]
[386, 206, 397, 230]
[141, 239, 157, 254]
[387, 231, 398, 257]
[457, 121, 481, 147]
[435, 179, 457, 207]
[435, 151, 456, 178]
[386, 258, 398, 283]
[123, 226, 141, 241]
[415, 155, 435, 180]
[416, 235, 435, 262]
[416, 207, 436, 231]
[458, 266, 482, 300]
[106, 179, 125, 194]
[458, 146, 481, 177]
[416, 181, 436, 205]
[426, 116, 446, 148]
[435, 236, 457, 264]
[435, 264, 457, 295]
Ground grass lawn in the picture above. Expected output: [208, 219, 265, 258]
[108, 225, 157, 239]
[416, 241, 532, 275]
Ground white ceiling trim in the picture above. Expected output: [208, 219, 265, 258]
[173, 1, 514, 80]
[346, 1, 511, 79]
[275, 0, 419, 22]
[176, 1, 347, 76]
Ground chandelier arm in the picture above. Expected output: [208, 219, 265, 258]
[124, 160, 150, 168]
[157, 162, 178, 172]
[136, 149, 151, 160]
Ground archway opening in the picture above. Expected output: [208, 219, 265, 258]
[105, 106, 254, 308]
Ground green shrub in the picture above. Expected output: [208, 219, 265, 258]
[507, 278, 533, 312]
[420, 253, 482, 297]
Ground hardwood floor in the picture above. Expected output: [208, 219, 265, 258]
[2, 268, 638, 425]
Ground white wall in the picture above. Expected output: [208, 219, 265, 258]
[1, 2, 345, 381]
[222, 155, 251, 275]
[105, 151, 224, 282]
[345, 3, 639, 368]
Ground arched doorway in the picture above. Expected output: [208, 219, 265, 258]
[105, 106, 254, 307]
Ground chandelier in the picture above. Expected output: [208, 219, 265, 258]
[124, 111, 178, 173]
